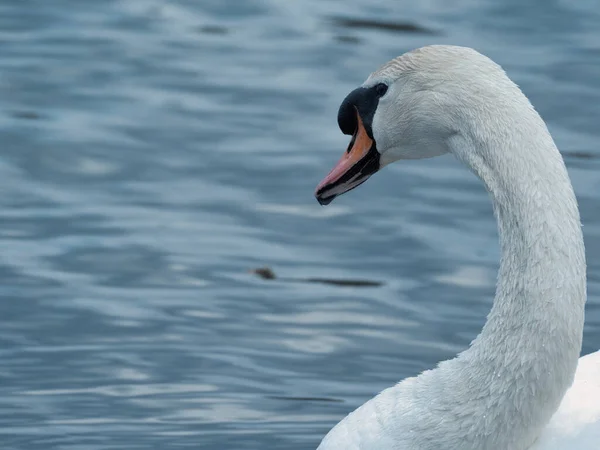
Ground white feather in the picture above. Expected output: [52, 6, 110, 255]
[317, 46, 600, 450]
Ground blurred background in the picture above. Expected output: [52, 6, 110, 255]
[0, 0, 599, 448]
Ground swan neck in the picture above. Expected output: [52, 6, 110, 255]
[445, 111, 586, 449]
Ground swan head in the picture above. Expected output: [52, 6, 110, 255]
[315, 45, 509, 205]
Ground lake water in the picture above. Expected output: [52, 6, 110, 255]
[1, 0, 599, 448]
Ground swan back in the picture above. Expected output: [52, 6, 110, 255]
[531, 351, 600, 449]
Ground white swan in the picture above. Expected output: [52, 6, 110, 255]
[314, 45, 600, 450]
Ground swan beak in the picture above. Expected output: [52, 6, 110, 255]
[315, 111, 380, 205]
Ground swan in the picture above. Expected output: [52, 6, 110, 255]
[313, 45, 600, 450]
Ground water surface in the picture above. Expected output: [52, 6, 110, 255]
[1, 0, 599, 448]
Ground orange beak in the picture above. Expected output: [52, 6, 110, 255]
[315, 110, 380, 205]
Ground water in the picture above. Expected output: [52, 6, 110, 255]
[1, 0, 599, 448]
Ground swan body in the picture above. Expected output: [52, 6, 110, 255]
[531, 351, 600, 449]
[314, 46, 600, 450]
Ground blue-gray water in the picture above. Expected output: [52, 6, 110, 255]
[1, 0, 599, 448]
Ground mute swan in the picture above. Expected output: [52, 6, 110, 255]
[314, 45, 600, 450]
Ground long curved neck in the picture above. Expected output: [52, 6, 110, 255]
[440, 96, 587, 449]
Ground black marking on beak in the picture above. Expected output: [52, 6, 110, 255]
[337, 83, 388, 138]
[315, 144, 381, 205]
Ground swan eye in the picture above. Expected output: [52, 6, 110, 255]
[375, 83, 388, 97]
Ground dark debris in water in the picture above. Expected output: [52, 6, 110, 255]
[249, 266, 383, 287]
[11, 110, 41, 120]
[565, 150, 596, 160]
[199, 25, 228, 35]
[304, 277, 382, 287]
[332, 17, 438, 35]
[335, 35, 361, 44]
[268, 395, 344, 403]
[251, 266, 276, 280]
